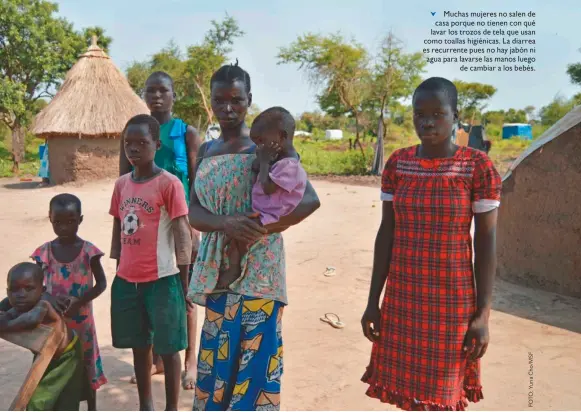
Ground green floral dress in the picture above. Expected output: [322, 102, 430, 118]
[187, 153, 287, 306]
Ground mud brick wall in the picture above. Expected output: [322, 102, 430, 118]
[496, 123, 581, 298]
[47, 137, 119, 185]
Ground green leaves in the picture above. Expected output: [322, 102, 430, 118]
[455, 80, 497, 122]
[125, 14, 244, 130]
[82, 26, 112, 54]
[278, 31, 427, 145]
[0, 0, 112, 169]
[567, 62, 581, 86]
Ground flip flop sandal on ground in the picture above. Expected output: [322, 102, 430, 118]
[323, 267, 336, 277]
[320, 313, 345, 329]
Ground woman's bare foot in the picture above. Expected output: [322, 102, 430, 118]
[130, 362, 164, 384]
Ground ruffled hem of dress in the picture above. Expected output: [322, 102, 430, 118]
[361, 369, 483, 411]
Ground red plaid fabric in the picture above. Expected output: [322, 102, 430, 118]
[362, 146, 502, 411]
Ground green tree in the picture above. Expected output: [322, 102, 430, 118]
[126, 15, 244, 129]
[455, 80, 497, 124]
[278, 33, 372, 151]
[0, 0, 86, 172]
[372, 32, 425, 141]
[82, 26, 112, 54]
[524, 105, 536, 121]
[504, 108, 527, 123]
[539, 95, 576, 126]
[567, 48, 581, 86]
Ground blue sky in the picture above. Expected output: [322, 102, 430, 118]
[55, 0, 580, 117]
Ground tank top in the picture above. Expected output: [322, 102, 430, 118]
[155, 118, 190, 202]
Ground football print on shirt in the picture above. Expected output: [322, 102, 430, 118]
[119, 197, 154, 246]
[123, 206, 140, 235]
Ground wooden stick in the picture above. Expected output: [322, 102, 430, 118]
[0, 325, 62, 411]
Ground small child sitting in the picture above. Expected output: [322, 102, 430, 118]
[217, 106, 308, 289]
[0, 262, 83, 411]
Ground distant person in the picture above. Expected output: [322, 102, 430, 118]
[188, 61, 320, 410]
[110, 114, 192, 411]
[119, 71, 201, 390]
[38, 140, 50, 187]
[0, 262, 83, 411]
[30, 193, 108, 411]
[218, 106, 308, 288]
[361, 77, 501, 410]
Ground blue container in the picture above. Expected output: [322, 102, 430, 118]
[502, 123, 532, 140]
[39, 144, 46, 159]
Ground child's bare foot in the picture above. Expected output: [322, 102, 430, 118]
[130, 363, 164, 384]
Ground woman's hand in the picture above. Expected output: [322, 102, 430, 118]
[361, 304, 381, 343]
[224, 213, 267, 243]
[463, 313, 490, 361]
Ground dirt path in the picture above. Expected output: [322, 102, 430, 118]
[0, 178, 580, 411]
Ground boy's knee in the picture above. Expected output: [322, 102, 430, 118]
[160, 352, 181, 363]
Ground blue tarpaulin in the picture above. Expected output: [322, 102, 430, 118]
[502, 123, 532, 140]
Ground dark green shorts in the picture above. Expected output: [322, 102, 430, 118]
[111, 274, 187, 355]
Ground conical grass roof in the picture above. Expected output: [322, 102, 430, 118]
[33, 36, 148, 138]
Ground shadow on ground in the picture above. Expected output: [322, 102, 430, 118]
[0, 344, 195, 411]
[2, 181, 44, 190]
[492, 279, 581, 334]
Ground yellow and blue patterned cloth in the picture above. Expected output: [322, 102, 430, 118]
[194, 293, 283, 411]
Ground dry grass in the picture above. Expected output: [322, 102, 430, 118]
[32, 40, 148, 139]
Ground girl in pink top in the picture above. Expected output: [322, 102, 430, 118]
[31, 193, 107, 411]
[218, 106, 308, 289]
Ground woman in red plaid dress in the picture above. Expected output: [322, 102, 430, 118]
[361, 77, 502, 411]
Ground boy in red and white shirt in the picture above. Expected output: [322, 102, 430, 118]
[109, 114, 192, 411]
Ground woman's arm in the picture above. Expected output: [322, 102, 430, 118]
[473, 209, 499, 319]
[366, 202, 395, 308]
[186, 126, 202, 191]
[188, 142, 230, 232]
[264, 180, 320, 233]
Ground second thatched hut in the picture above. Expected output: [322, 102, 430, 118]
[32, 36, 148, 184]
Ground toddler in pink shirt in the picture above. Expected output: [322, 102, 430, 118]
[217, 107, 307, 289]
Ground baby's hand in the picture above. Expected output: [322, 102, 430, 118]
[257, 142, 281, 164]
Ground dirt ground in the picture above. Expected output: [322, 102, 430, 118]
[0, 178, 580, 411]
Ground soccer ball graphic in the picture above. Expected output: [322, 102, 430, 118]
[123, 206, 139, 235]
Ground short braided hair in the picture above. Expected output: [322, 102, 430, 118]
[210, 59, 251, 93]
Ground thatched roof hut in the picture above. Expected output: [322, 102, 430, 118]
[497, 104, 581, 298]
[32, 36, 148, 184]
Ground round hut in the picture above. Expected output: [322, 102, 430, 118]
[497, 104, 581, 298]
[32, 36, 148, 184]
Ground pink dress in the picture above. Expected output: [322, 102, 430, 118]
[31, 241, 107, 390]
[252, 157, 308, 225]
